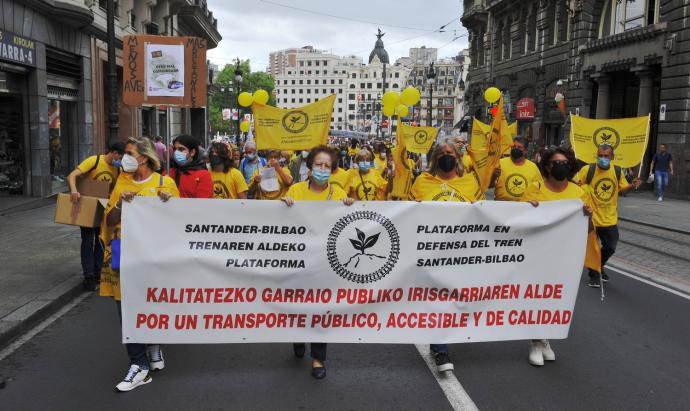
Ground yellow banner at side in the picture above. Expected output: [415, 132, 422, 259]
[399, 123, 439, 154]
[569, 114, 650, 168]
[253, 94, 335, 150]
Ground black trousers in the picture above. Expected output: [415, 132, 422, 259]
[116, 301, 149, 368]
[295, 343, 327, 361]
[590, 225, 619, 277]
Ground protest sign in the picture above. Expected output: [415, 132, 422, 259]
[570, 115, 650, 167]
[121, 198, 587, 344]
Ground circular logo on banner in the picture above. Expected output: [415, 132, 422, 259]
[505, 173, 528, 198]
[592, 127, 620, 150]
[593, 177, 616, 202]
[326, 211, 400, 284]
[414, 130, 429, 145]
[282, 110, 309, 133]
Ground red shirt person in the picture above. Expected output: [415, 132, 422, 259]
[166, 134, 213, 198]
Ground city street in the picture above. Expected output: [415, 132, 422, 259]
[1, 268, 688, 410]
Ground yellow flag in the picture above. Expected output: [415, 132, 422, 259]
[253, 94, 335, 150]
[390, 128, 413, 199]
[584, 230, 602, 273]
[471, 118, 516, 155]
[570, 115, 650, 167]
[398, 122, 439, 154]
[469, 97, 509, 192]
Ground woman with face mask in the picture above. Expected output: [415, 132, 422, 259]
[522, 146, 593, 367]
[249, 149, 293, 200]
[282, 145, 354, 380]
[166, 134, 213, 198]
[209, 142, 248, 199]
[348, 148, 388, 201]
[102, 137, 179, 392]
[410, 140, 483, 203]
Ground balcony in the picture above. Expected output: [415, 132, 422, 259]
[28, 0, 94, 28]
[176, 1, 222, 49]
[461, 1, 487, 26]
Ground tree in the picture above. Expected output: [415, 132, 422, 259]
[209, 60, 275, 136]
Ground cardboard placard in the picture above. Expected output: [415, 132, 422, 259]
[76, 178, 111, 199]
[54, 193, 108, 228]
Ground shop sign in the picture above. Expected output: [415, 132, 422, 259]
[0, 30, 36, 67]
[515, 97, 535, 120]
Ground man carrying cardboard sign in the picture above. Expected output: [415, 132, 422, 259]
[66, 142, 125, 291]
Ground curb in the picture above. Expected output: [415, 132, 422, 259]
[0, 196, 56, 217]
[0, 275, 86, 352]
[618, 216, 690, 236]
[607, 261, 690, 298]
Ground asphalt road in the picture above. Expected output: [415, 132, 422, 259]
[1, 270, 689, 411]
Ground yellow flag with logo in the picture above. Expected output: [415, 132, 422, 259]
[471, 118, 516, 155]
[253, 94, 335, 150]
[390, 127, 414, 199]
[398, 122, 439, 154]
[468, 97, 510, 192]
[570, 115, 650, 167]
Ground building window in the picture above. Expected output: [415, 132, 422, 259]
[339, 79, 343, 84]
[348, 104, 355, 110]
[348, 93, 355, 100]
[307, 80, 311, 84]
[323, 89, 327, 93]
[307, 89, 311, 94]
[299, 61, 304, 67]
[367, 83, 372, 89]
[292, 98, 295, 103]
[316, 70, 319, 75]
[351, 73, 357, 78]
[315, 61, 320, 66]
[338, 108, 343, 112]
[350, 84, 355, 89]
[291, 89, 295, 94]
[600, 0, 658, 37]
[331, 89, 335, 93]
[338, 98, 342, 103]
[330, 79, 335, 84]
[323, 60, 327, 66]
[299, 98, 303, 103]
[307, 61, 312, 66]
[395, 72, 399, 78]
[299, 80, 303, 84]
[307, 98, 311, 103]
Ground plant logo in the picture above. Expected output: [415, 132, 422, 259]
[94, 171, 115, 185]
[593, 177, 616, 202]
[212, 181, 229, 199]
[326, 210, 400, 283]
[414, 130, 429, 145]
[592, 126, 620, 150]
[505, 173, 528, 198]
[282, 110, 309, 134]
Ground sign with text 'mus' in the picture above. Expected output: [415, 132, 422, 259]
[120, 199, 588, 344]
[122, 35, 207, 108]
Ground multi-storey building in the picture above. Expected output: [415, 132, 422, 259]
[267, 46, 320, 76]
[462, 0, 690, 196]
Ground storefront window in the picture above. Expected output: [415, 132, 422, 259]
[48, 99, 75, 188]
[0, 94, 24, 195]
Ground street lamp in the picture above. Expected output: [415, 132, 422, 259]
[234, 58, 243, 144]
[426, 62, 436, 127]
[376, 92, 382, 139]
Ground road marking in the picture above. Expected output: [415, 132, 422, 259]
[415, 344, 479, 411]
[0, 293, 90, 362]
[606, 264, 690, 301]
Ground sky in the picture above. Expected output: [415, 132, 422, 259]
[206, 0, 468, 72]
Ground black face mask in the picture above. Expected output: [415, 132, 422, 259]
[438, 155, 457, 172]
[209, 155, 224, 167]
[510, 147, 524, 160]
[550, 161, 571, 181]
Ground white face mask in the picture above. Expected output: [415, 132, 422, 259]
[380, 153, 387, 160]
[301, 150, 310, 158]
[121, 154, 139, 173]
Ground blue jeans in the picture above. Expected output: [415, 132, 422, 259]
[655, 171, 669, 198]
[116, 301, 149, 369]
[430, 344, 448, 354]
[80, 227, 104, 280]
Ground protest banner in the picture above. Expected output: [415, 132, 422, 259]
[120, 198, 588, 344]
[253, 95, 335, 150]
[398, 123, 439, 154]
[570, 115, 650, 167]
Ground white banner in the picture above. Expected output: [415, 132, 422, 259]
[121, 199, 587, 344]
[145, 43, 185, 97]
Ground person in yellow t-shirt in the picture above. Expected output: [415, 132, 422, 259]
[250, 149, 293, 200]
[329, 148, 352, 193]
[66, 141, 125, 292]
[282, 145, 354, 381]
[348, 148, 389, 200]
[492, 136, 543, 201]
[388, 148, 416, 200]
[373, 143, 389, 176]
[575, 144, 641, 286]
[208, 142, 247, 199]
[410, 140, 483, 202]
[522, 146, 593, 369]
[101, 137, 179, 393]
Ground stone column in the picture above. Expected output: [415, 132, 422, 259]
[592, 73, 610, 119]
[632, 66, 653, 116]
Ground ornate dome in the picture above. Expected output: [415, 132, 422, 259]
[368, 29, 390, 64]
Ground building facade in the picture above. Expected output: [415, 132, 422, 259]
[267, 46, 318, 76]
[462, 0, 690, 197]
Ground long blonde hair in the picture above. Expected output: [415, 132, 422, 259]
[127, 136, 161, 171]
[429, 140, 465, 177]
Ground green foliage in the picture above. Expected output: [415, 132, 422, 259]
[209, 60, 275, 135]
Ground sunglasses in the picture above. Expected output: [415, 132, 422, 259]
[549, 160, 569, 167]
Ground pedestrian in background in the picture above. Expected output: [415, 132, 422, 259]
[239, 141, 266, 186]
[649, 143, 673, 201]
[288, 148, 311, 184]
[249, 149, 293, 200]
[491, 136, 543, 201]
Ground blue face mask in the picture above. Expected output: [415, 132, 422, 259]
[311, 168, 331, 184]
[112, 159, 122, 168]
[358, 161, 371, 172]
[246, 153, 256, 160]
[174, 150, 188, 166]
[597, 157, 611, 169]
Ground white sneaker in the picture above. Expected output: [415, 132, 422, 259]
[540, 339, 555, 361]
[147, 344, 165, 371]
[115, 364, 151, 392]
[658, 197, 663, 202]
[528, 341, 544, 366]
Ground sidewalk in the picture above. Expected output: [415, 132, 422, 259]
[618, 191, 690, 232]
[0, 203, 86, 349]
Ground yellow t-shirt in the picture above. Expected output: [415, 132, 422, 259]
[329, 168, 352, 194]
[374, 157, 387, 175]
[250, 166, 292, 200]
[347, 147, 358, 157]
[211, 168, 248, 199]
[347, 168, 388, 201]
[576, 165, 629, 227]
[285, 181, 348, 201]
[409, 172, 477, 202]
[522, 180, 590, 205]
[389, 158, 416, 200]
[494, 157, 544, 201]
[100, 172, 180, 301]
[462, 155, 475, 173]
[77, 155, 118, 187]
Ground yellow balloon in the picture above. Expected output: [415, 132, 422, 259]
[239, 121, 250, 133]
[484, 87, 501, 103]
[400, 87, 421, 106]
[238, 92, 253, 107]
[382, 91, 400, 108]
[382, 105, 395, 117]
[395, 104, 409, 117]
[253, 89, 269, 105]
